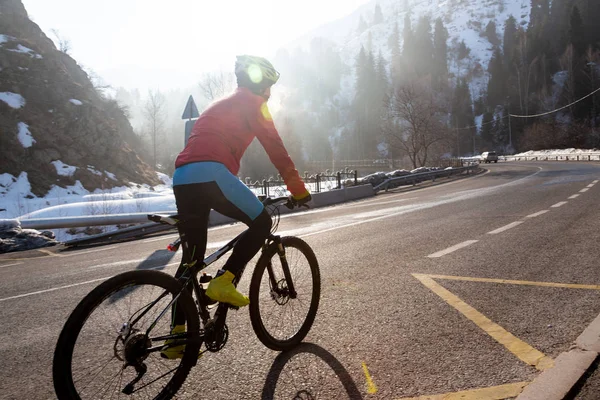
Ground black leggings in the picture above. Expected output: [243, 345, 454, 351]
[171, 182, 272, 325]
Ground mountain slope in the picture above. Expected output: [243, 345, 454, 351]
[294, 0, 530, 100]
[0, 0, 159, 198]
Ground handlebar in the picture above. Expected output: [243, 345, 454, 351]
[260, 196, 309, 209]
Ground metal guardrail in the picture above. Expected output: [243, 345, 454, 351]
[244, 169, 358, 197]
[504, 153, 600, 162]
[17, 212, 175, 230]
[0, 165, 479, 247]
[62, 222, 174, 247]
[373, 165, 480, 193]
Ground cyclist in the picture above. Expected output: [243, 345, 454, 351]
[163, 55, 311, 358]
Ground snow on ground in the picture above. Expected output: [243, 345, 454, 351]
[17, 122, 35, 148]
[0, 92, 26, 108]
[0, 34, 13, 45]
[7, 44, 42, 59]
[51, 161, 77, 177]
[514, 148, 600, 156]
[69, 99, 83, 105]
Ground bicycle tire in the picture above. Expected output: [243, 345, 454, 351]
[249, 236, 320, 351]
[53, 270, 200, 400]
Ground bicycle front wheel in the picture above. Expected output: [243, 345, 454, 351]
[249, 236, 320, 351]
[53, 270, 200, 400]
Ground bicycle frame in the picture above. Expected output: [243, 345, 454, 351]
[143, 196, 298, 352]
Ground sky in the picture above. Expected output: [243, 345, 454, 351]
[22, 0, 372, 90]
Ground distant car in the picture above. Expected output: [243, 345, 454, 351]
[481, 151, 499, 163]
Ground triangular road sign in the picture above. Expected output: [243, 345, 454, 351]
[181, 95, 199, 120]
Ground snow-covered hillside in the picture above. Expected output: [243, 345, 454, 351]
[291, 0, 530, 100]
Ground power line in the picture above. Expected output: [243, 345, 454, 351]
[509, 86, 600, 118]
[454, 85, 600, 131]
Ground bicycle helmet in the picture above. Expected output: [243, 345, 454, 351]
[235, 55, 280, 93]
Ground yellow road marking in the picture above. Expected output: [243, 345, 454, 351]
[38, 249, 64, 257]
[397, 381, 529, 400]
[0, 262, 24, 268]
[423, 274, 600, 290]
[361, 362, 378, 394]
[412, 274, 554, 371]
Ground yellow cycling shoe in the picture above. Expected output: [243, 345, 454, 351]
[205, 270, 250, 307]
[160, 325, 201, 360]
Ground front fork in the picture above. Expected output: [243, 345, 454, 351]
[265, 235, 297, 299]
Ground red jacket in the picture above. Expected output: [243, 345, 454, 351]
[175, 88, 307, 197]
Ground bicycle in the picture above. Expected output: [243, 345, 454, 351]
[52, 196, 321, 399]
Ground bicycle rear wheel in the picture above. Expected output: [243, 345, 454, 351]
[249, 236, 320, 351]
[53, 270, 200, 400]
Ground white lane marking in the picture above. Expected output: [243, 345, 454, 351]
[87, 258, 147, 270]
[569, 194, 580, 199]
[487, 221, 524, 235]
[0, 262, 24, 269]
[427, 240, 479, 258]
[0, 262, 180, 302]
[593, 180, 599, 184]
[580, 188, 589, 193]
[142, 234, 178, 243]
[298, 169, 544, 240]
[69, 246, 118, 256]
[3, 167, 545, 299]
[526, 210, 549, 218]
[586, 184, 594, 188]
[180, 167, 537, 231]
[551, 201, 568, 208]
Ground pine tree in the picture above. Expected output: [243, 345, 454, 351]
[569, 5, 586, 57]
[485, 21, 498, 46]
[487, 48, 506, 107]
[353, 47, 379, 158]
[566, 5, 591, 120]
[457, 40, 470, 60]
[480, 111, 495, 149]
[451, 79, 475, 155]
[357, 15, 368, 34]
[433, 18, 448, 90]
[503, 16, 517, 67]
[355, 46, 369, 98]
[414, 16, 434, 78]
[583, 0, 600, 49]
[373, 3, 384, 25]
[388, 21, 402, 84]
[529, 0, 550, 28]
[376, 50, 389, 106]
[402, 13, 414, 63]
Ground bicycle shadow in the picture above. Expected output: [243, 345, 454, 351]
[107, 250, 176, 304]
[261, 343, 364, 400]
[136, 249, 176, 271]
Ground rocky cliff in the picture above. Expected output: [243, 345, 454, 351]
[0, 0, 160, 197]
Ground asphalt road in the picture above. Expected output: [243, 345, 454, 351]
[1, 161, 600, 400]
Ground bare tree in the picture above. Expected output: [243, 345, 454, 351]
[383, 83, 448, 168]
[51, 29, 71, 54]
[198, 71, 235, 101]
[143, 90, 167, 170]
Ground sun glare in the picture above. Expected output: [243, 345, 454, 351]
[247, 64, 264, 84]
